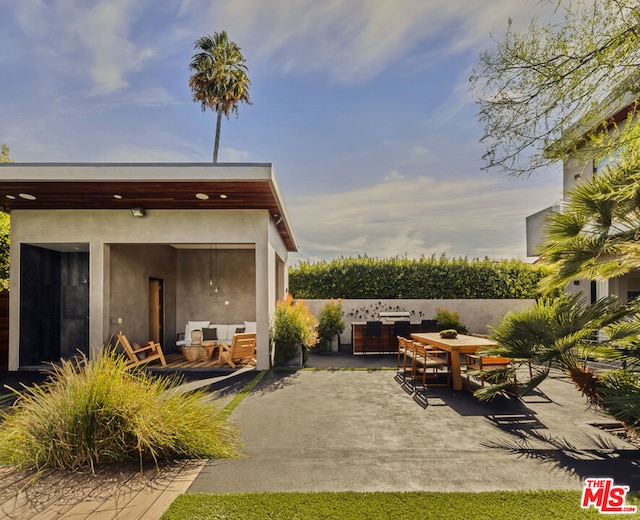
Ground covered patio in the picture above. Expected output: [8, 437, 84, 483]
[0, 163, 297, 371]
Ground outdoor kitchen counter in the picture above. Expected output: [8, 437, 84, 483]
[351, 322, 423, 354]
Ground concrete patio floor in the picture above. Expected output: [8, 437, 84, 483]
[1, 351, 639, 518]
[189, 355, 640, 494]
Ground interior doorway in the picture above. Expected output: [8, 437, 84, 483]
[149, 278, 164, 344]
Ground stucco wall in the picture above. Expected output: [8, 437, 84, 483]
[304, 298, 536, 345]
[8, 208, 284, 370]
[176, 248, 256, 331]
[109, 244, 177, 346]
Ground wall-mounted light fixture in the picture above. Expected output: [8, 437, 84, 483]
[273, 214, 283, 225]
[131, 207, 145, 217]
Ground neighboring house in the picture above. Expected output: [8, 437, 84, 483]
[0, 163, 297, 371]
[526, 99, 640, 303]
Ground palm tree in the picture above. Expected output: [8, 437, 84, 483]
[483, 294, 640, 430]
[541, 150, 640, 288]
[188, 31, 251, 162]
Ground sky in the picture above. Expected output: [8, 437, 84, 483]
[0, 0, 564, 264]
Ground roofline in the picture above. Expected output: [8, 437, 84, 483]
[0, 162, 274, 182]
[0, 162, 299, 252]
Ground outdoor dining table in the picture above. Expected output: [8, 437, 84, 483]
[410, 332, 497, 391]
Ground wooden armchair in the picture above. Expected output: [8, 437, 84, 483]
[465, 354, 512, 392]
[116, 331, 167, 368]
[218, 332, 257, 368]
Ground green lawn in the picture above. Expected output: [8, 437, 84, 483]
[161, 491, 640, 519]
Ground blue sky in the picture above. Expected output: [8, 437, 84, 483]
[0, 0, 563, 263]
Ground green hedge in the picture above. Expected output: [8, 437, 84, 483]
[289, 256, 553, 299]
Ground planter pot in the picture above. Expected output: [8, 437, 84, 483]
[284, 344, 303, 367]
[330, 334, 339, 353]
[275, 343, 304, 367]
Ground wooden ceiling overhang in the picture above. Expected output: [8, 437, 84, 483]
[0, 163, 298, 251]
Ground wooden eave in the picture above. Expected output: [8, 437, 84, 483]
[0, 163, 298, 251]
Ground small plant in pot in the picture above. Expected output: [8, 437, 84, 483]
[439, 329, 458, 339]
[317, 299, 346, 352]
[271, 294, 318, 366]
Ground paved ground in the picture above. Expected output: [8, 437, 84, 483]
[189, 352, 640, 494]
[1, 351, 639, 518]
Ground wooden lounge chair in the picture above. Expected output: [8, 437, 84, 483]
[218, 332, 257, 368]
[116, 331, 167, 368]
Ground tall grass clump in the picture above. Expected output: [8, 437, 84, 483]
[0, 349, 240, 471]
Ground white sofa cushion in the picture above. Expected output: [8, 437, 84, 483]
[177, 321, 254, 346]
[176, 320, 210, 346]
[244, 321, 257, 333]
[229, 324, 245, 336]
[210, 324, 229, 342]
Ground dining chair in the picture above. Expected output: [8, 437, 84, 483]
[392, 321, 411, 354]
[396, 336, 414, 380]
[411, 341, 450, 388]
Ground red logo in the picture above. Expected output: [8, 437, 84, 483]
[581, 478, 637, 514]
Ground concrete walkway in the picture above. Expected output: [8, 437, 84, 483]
[2, 354, 639, 518]
[189, 365, 640, 494]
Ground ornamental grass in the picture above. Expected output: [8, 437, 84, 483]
[0, 349, 240, 472]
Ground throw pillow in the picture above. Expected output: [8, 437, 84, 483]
[202, 327, 218, 341]
[235, 327, 245, 334]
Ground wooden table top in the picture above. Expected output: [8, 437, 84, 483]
[410, 332, 496, 351]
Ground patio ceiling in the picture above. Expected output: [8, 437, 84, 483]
[0, 163, 297, 251]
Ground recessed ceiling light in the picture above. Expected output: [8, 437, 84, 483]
[113, 194, 122, 199]
[219, 194, 228, 199]
[5, 195, 15, 200]
[195, 193, 210, 200]
[19, 193, 36, 200]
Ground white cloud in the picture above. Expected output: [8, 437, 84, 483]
[384, 170, 404, 182]
[219, 147, 251, 163]
[289, 173, 558, 262]
[196, 0, 551, 84]
[7, 0, 155, 96]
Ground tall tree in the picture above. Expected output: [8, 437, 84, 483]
[188, 30, 251, 163]
[470, 0, 640, 176]
[0, 144, 11, 290]
[0, 144, 12, 163]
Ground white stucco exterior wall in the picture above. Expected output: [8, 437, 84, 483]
[8, 208, 287, 370]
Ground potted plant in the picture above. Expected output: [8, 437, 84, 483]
[317, 299, 346, 352]
[271, 294, 318, 366]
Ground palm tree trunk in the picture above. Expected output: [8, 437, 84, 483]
[566, 365, 601, 405]
[213, 109, 222, 162]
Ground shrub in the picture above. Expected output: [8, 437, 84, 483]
[0, 350, 240, 471]
[317, 299, 346, 341]
[271, 294, 318, 364]
[289, 255, 557, 299]
[433, 307, 468, 334]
